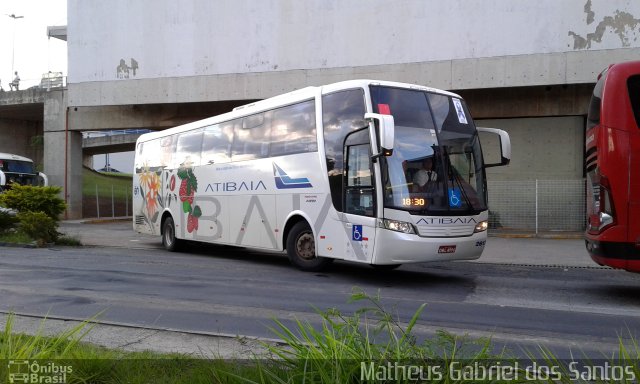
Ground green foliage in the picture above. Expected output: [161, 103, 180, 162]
[0, 313, 96, 360]
[0, 184, 66, 221]
[247, 287, 504, 383]
[18, 211, 59, 245]
[83, 166, 132, 200]
[54, 235, 82, 246]
[0, 231, 32, 244]
[2, 294, 640, 383]
[0, 210, 17, 233]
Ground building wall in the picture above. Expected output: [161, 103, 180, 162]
[478, 117, 585, 181]
[0, 119, 43, 168]
[69, 0, 640, 82]
[67, 0, 640, 106]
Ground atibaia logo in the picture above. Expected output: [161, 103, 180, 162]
[273, 163, 312, 189]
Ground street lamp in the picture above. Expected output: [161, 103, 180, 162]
[6, 13, 24, 78]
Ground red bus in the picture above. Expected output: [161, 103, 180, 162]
[585, 60, 640, 272]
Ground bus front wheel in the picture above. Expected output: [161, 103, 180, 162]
[162, 216, 182, 252]
[286, 221, 333, 271]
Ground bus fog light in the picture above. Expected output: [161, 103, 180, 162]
[474, 220, 488, 233]
[381, 219, 415, 234]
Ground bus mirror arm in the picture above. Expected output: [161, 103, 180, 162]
[477, 127, 511, 168]
[38, 172, 48, 186]
[365, 113, 394, 162]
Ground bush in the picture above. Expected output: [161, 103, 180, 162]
[0, 210, 18, 233]
[0, 184, 66, 221]
[18, 211, 59, 245]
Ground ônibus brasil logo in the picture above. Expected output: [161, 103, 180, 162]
[8, 360, 73, 384]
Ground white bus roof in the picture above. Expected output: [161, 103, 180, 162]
[0, 153, 34, 162]
[136, 79, 461, 144]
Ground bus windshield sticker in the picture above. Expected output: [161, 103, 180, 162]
[378, 104, 391, 115]
[452, 98, 468, 124]
[448, 187, 462, 208]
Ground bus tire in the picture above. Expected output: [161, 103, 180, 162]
[162, 216, 182, 252]
[286, 221, 332, 271]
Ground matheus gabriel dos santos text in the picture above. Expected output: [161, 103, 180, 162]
[360, 361, 637, 382]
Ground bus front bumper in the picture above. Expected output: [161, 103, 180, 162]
[372, 229, 487, 265]
[585, 237, 640, 272]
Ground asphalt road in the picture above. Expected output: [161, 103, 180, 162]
[1, 233, 639, 358]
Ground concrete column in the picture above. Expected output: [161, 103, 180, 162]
[82, 154, 94, 168]
[44, 89, 83, 219]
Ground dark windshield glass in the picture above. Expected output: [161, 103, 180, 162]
[0, 160, 36, 174]
[628, 75, 640, 129]
[371, 86, 487, 215]
[587, 68, 607, 131]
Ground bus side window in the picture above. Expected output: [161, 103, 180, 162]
[270, 99, 317, 157]
[202, 120, 234, 165]
[321, 88, 367, 212]
[137, 138, 163, 172]
[345, 142, 375, 217]
[233, 112, 271, 161]
[159, 135, 177, 169]
[174, 128, 204, 168]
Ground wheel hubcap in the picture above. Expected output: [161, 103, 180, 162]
[296, 232, 315, 260]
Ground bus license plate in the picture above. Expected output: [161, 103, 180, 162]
[438, 245, 457, 254]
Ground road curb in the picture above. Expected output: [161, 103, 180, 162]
[0, 241, 37, 248]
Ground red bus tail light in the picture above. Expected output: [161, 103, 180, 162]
[588, 175, 616, 233]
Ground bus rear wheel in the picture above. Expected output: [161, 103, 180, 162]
[286, 221, 333, 271]
[162, 216, 182, 252]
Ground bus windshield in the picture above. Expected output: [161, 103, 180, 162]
[0, 160, 35, 174]
[370, 86, 487, 215]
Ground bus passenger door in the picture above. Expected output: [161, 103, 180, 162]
[343, 138, 377, 263]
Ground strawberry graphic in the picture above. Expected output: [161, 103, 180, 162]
[177, 166, 201, 231]
[186, 205, 202, 233]
[187, 214, 199, 233]
[179, 179, 194, 204]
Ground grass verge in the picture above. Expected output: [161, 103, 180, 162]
[82, 166, 132, 200]
[1, 290, 639, 383]
[0, 231, 33, 245]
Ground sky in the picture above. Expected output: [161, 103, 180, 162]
[0, 0, 67, 90]
[0, 0, 132, 171]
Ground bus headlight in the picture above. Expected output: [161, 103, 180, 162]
[474, 220, 488, 233]
[380, 219, 416, 234]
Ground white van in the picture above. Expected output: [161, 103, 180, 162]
[0, 153, 48, 191]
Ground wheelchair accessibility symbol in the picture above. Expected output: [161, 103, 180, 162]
[352, 225, 363, 241]
[448, 188, 462, 208]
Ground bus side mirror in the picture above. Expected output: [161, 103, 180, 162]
[38, 172, 48, 186]
[365, 113, 394, 157]
[477, 127, 511, 168]
[0, 171, 5, 188]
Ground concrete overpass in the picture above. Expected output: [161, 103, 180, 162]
[82, 133, 143, 156]
[0, 88, 252, 218]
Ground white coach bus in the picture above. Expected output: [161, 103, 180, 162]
[0, 152, 48, 191]
[133, 80, 510, 271]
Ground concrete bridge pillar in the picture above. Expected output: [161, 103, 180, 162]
[44, 90, 83, 219]
[83, 154, 94, 168]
